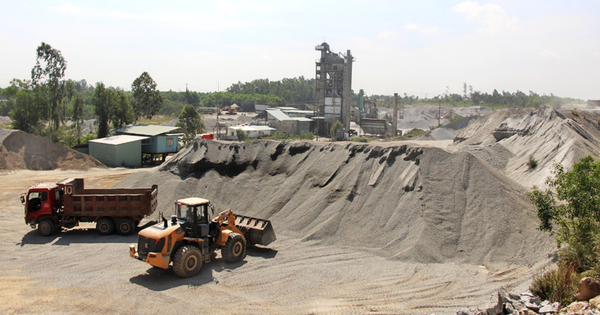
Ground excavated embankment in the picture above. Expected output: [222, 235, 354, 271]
[120, 139, 554, 266]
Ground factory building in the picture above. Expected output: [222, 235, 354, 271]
[314, 42, 354, 136]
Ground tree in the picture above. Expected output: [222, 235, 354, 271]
[71, 94, 84, 143]
[93, 82, 111, 138]
[10, 82, 46, 134]
[110, 89, 133, 128]
[131, 72, 163, 120]
[236, 129, 247, 141]
[528, 155, 600, 272]
[31, 42, 67, 137]
[176, 105, 205, 144]
[330, 120, 343, 140]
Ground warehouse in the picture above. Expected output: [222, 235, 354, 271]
[88, 135, 148, 167]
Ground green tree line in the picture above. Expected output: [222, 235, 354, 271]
[369, 88, 583, 109]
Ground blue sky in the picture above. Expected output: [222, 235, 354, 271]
[1, 1, 599, 100]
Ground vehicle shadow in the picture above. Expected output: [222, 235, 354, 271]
[19, 229, 137, 246]
[247, 245, 278, 259]
[129, 259, 248, 291]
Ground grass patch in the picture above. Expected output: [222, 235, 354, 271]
[530, 263, 580, 306]
[262, 131, 315, 141]
[135, 115, 175, 125]
[394, 128, 426, 140]
[349, 137, 370, 143]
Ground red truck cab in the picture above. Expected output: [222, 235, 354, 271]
[22, 182, 62, 226]
[196, 133, 214, 140]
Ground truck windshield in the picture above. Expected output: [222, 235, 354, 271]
[28, 192, 47, 201]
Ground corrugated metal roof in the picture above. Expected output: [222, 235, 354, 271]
[90, 135, 149, 145]
[112, 124, 183, 136]
[291, 117, 313, 122]
[266, 109, 292, 121]
[229, 125, 276, 131]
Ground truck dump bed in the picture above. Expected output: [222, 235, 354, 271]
[58, 178, 158, 219]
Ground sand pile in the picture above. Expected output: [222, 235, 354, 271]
[453, 106, 600, 188]
[120, 139, 553, 266]
[0, 129, 104, 170]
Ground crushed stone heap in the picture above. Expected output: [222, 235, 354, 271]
[453, 106, 600, 189]
[0, 129, 104, 170]
[120, 139, 554, 266]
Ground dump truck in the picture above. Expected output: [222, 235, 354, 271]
[22, 178, 158, 236]
[129, 197, 276, 277]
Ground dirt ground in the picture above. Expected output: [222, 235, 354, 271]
[0, 166, 554, 315]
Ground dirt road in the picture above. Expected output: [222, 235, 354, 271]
[0, 167, 551, 315]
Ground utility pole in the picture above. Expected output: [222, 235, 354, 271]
[438, 101, 441, 127]
[393, 93, 398, 137]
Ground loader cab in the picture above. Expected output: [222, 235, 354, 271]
[173, 198, 215, 238]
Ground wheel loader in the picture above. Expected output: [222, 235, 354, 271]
[129, 197, 276, 277]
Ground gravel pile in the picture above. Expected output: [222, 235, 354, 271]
[453, 106, 600, 189]
[0, 129, 104, 170]
[120, 138, 554, 266]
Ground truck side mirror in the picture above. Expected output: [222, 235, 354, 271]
[20, 195, 25, 205]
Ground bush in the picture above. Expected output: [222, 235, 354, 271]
[270, 131, 288, 141]
[266, 131, 314, 141]
[527, 155, 539, 169]
[528, 156, 600, 273]
[530, 263, 580, 306]
[235, 129, 247, 141]
[394, 128, 426, 140]
[330, 121, 343, 140]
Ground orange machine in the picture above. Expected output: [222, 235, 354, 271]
[129, 198, 275, 277]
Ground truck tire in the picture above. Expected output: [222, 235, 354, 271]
[116, 218, 135, 235]
[221, 232, 246, 263]
[38, 220, 55, 236]
[173, 245, 202, 278]
[96, 218, 115, 235]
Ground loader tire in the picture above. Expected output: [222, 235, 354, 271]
[96, 218, 115, 235]
[173, 245, 202, 278]
[116, 218, 135, 235]
[222, 233, 246, 263]
[38, 220, 55, 236]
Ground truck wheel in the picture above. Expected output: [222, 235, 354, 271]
[116, 218, 135, 235]
[222, 232, 246, 263]
[96, 218, 115, 235]
[173, 245, 202, 278]
[38, 220, 55, 236]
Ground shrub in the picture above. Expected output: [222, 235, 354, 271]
[330, 121, 343, 140]
[527, 155, 538, 170]
[394, 128, 426, 140]
[270, 131, 288, 141]
[235, 129, 247, 142]
[530, 263, 580, 306]
[528, 156, 600, 272]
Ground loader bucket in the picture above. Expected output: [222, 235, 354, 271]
[234, 214, 276, 246]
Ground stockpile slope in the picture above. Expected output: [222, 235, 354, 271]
[121, 139, 553, 266]
[453, 106, 600, 188]
[0, 129, 104, 170]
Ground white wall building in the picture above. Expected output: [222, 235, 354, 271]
[226, 125, 277, 140]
